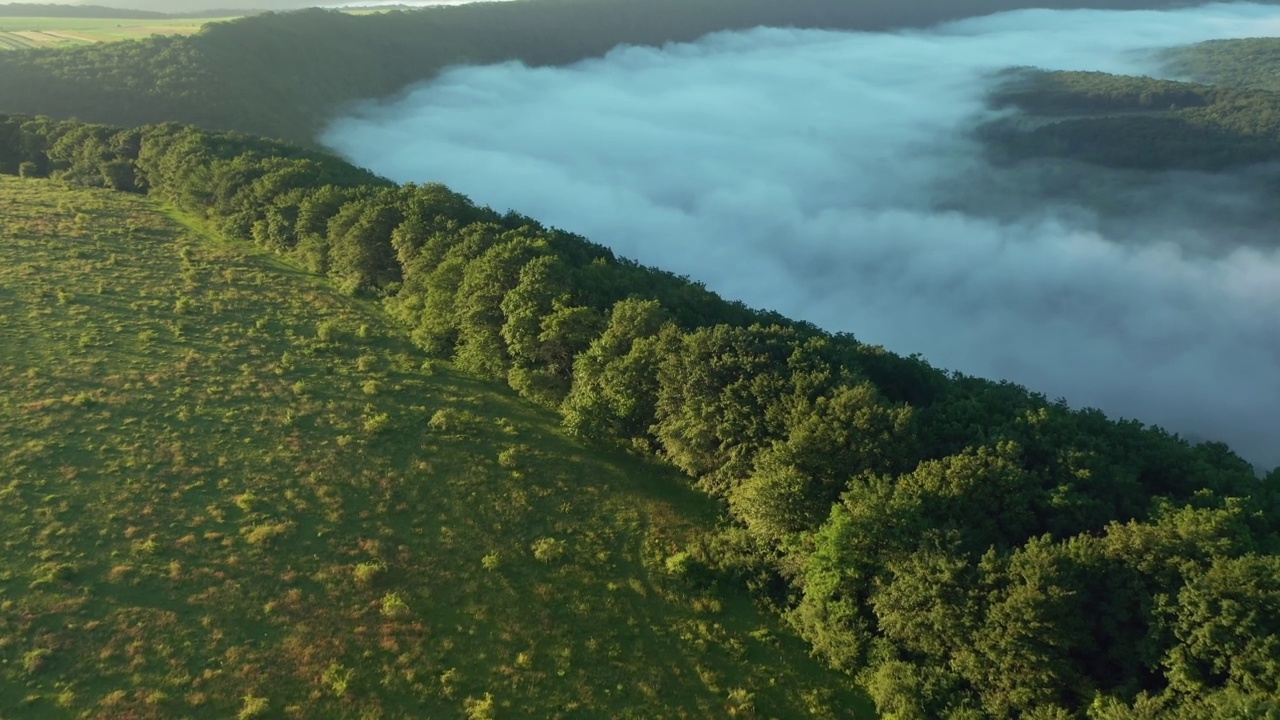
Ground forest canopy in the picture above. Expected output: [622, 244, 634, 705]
[981, 67, 1280, 170]
[1162, 36, 1280, 92]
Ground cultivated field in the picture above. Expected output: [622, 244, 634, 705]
[0, 16, 237, 50]
[0, 174, 870, 719]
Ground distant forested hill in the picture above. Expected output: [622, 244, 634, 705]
[0, 0, 1231, 144]
[981, 66, 1280, 170]
[3, 112, 1276, 719]
[1162, 36, 1280, 92]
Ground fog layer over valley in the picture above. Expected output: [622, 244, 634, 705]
[324, 3, 1280, 469]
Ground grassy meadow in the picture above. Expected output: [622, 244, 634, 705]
[0, 10, 404, 51]
[0, 16, 237, 50]
[0, 174, 872, 719]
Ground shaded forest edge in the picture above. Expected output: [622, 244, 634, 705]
[0, 0, 1213, 145]
[3, 114, 1277, 719]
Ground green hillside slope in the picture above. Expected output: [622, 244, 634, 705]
[0, 174, 872, 719]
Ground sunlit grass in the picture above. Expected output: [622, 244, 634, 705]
[0, 17, 239, 50]
[0, 10, 407, 50]
[0, 175, 872, 719]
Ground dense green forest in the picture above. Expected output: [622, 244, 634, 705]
[0, 0, 1216, 145]
[982, 66, 1280, 170]
[1163, 37, 1280, 92]
[3, 113, 1276, 719]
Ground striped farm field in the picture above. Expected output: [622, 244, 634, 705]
[0, 16, 239, 49]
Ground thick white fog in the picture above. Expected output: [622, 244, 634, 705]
[322, 3, 1280, 469]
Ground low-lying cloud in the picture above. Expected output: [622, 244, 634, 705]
[322, 2, 1280, 469]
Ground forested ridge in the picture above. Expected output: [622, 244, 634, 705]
[4, 113, 1277, 719]
[0, 0, 1221, 146]
[1163, 37, 1280, 92]
[982, 66, 1280, 170]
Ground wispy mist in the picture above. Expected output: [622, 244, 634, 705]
[322, 2, 1280, 468]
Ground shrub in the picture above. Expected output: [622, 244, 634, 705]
[429, 408, 479, 434]
[321, 662, 355, 698]
[238, 694, 269, 720]
[363, 411, 392, 434]
[726, 688, 755, 716]
[353, 561, 385, 586]
[234, 491, 259, 512]
[55, 687, 75, 708]
[428, 409, 455, 431]
[381, 591, 410, 618]
[30, 561, 76, 588]
[439, 668, 460, 698]
[21, 648, 50, 676]
[464, 693, 497, 720]
[498, 446, 526, 469]
[665, 551, 694, 577]
[531, 537, 567, 564]
[663, 549, 713, 588]
[242, 521, 293, 546]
